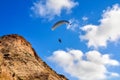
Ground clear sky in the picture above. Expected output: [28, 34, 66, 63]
[0, 0, 120, 80]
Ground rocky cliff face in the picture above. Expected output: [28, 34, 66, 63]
[0, 34, 67, 80]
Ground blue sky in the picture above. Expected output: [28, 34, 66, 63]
[0, 0, 120, 80]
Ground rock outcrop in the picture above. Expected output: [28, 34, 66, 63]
[0, 34, 67, 80]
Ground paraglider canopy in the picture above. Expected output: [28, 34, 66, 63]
[51, 20, 70, 30]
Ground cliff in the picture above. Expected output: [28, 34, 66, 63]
[0, 34, 67, 80]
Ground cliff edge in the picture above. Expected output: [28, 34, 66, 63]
[0, 34, 67, 80]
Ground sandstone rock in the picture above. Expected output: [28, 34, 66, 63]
[0, 34, 67, 80]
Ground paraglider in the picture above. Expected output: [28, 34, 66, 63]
[51, 20, 70, 30]
[51, 20, 71, 43]
[58, 38, 62, 43]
